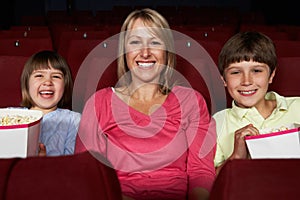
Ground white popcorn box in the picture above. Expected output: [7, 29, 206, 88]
[245, 123, 300, 159]
[0, 108, 43, 158]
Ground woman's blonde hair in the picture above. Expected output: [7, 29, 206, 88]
[117, 8, 176, 94]
[20, 50, 73, 109]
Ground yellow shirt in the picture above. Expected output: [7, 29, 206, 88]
[213, 92, 300, 167]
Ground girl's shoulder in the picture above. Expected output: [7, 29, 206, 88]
[54, 108, 81, 118]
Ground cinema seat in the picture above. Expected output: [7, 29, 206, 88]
[269, 57, 300, 97]
[0, 55, 29, 107]
[1, 151, 122, 200]
[0, 38, 53, 56]
[210, 159, 300, 200]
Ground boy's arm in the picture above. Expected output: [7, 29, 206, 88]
[215, 124, 259, 175]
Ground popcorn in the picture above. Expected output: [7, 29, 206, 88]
[0, 115, 38, 126]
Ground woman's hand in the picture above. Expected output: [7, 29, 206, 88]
[230, 124, 259, 159]
[38, 143, 47, 157]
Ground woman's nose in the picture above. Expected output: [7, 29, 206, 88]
[140, 46, 151, 58]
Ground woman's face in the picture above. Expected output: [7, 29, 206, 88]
[222, 60, 275, 109]
[28, 63, 65, 113]
[125, 18, 167, 85]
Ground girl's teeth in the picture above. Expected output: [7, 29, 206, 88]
[40, 91, 53, 94]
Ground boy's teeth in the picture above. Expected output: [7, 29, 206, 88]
[240, 90, 255, 94]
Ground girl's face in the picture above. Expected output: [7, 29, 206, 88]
[28, 64, 64, 113]
[222, 60, 275, 109]
[125, 18, 167, 85]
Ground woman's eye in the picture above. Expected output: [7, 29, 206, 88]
[150, 41, 161, 45]
[129, 40, 141, 45]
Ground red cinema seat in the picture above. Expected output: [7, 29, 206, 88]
[1, 151, 122, 200]
[269, 57, 300, 97]
[0, 55, 29, 107]
[274, 40, 300, 57]
[57, 30, 110, 58]
[210, 159, 300, 200]
[62, 38, 105, 80]
[0, 38, 53, 56]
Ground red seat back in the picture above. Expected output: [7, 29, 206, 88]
[269, 57, 300, 96]
[210, 159, 300, 200]
[0, 55, 29, 107]
[2, 152, 122, 200]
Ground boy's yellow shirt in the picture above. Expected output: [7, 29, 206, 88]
[213, 91, 300, 167]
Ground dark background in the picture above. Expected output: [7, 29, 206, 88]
[0, 0, 299, 29]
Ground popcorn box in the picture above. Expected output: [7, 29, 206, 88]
[0, 108, 43, 158]
[245, 124, 300, 159]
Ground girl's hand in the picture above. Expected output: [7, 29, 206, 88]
[38, 143, 47, 157]
[230, 124, 259, 159]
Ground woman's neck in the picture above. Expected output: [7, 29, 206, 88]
[115, 83, 167, 115]
[128, 83, 162, 101]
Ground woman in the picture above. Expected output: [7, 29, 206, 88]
[75, 8, 216, 200]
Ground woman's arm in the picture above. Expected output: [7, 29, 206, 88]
[186, 91, 216, 199]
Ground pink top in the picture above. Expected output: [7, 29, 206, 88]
[75, 86, 216, 200]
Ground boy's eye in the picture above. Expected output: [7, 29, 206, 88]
[229, 71, 240, 75]
[253, 69, 263, 73]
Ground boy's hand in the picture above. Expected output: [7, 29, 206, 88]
[38, 143, 47, 157]
[231, 124, 259, 159]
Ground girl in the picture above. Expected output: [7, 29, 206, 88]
[21, 50, 81, 156]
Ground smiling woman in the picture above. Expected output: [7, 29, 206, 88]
[75, 8, 216, 200]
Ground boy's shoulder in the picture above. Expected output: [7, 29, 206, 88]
[213, 108, 231, 119]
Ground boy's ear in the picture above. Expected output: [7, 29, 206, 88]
[268, 68, 276, 84]
[221, 75, 227, 87]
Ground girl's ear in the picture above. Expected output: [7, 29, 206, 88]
[269, 68, 276, 84]
[221, 75, 227, 87]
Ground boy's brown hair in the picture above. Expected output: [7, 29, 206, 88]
[218, 31, 277, 77]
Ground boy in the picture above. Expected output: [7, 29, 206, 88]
[213, 31, 300, 174]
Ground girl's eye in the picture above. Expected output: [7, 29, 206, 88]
[33, 74, 43, 78]
[52, 74, 63, 79]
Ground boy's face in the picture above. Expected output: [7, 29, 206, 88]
[222, 60, 275, 109]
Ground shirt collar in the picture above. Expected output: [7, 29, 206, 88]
[231, 91, 287, 119]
